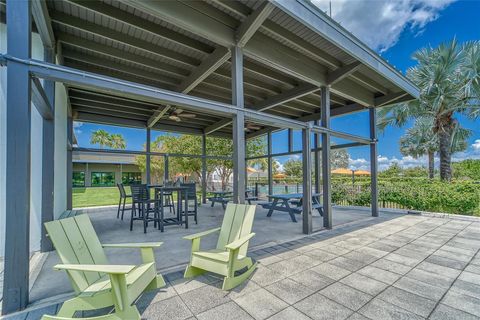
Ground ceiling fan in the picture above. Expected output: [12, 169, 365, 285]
[245, 123, 262, 132]
[166, 108, 196, 122]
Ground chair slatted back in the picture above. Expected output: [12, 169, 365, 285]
[130, 184, 150, 202]
[216, 203, 256, 256]
[180, 183, 196, 199]
[44, 215, 108, 293]
[117, 183, 127, 198]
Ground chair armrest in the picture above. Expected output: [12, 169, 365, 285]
[183, 227, 221, 240]
[225, 233, 255, 251]
[102, 242, 163, 248]
[54, 264, 135, 274]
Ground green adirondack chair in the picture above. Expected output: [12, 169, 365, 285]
[41, 214, 166, 320]
[183, 203, 257, 290]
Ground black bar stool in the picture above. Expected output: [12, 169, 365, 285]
[116, 183, 132, 220]
[130, 184, 160, 233]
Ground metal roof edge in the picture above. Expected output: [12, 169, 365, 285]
[271, 0, 420, 99]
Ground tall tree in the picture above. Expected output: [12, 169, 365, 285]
[90, 129, 111, 149]
[110, 133, 127, 149]
[378, 40, 480, 181]
[400, 117, 471, 178]
[283, 158, 303, 178]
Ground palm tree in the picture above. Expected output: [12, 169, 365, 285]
[110, 133, 126, 149]
[90, 129, 111, 149]
[378, 39, 480, 181]
[399, 117, 471, 179]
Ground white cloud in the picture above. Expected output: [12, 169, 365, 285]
[73, 121, 83, 135]
[311, 0, 455, 52]
[349, 138, 480, 171]
[472, 139, 480, 152]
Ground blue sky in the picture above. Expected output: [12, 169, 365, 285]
[75, 0, 480, 170]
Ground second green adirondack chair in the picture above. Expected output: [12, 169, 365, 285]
[183, 203, 257, 290]
[42, 214, 166, 320]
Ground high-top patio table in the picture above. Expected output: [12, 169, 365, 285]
[264, 193, 322, 222]
[154, 186, 189, 232]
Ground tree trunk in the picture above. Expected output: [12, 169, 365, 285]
[428, 151, 434, 179]
[438, 129, 452, 181]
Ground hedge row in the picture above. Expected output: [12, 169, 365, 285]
[332, 180, 480, 215]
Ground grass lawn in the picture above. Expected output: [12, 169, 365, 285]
[73, 187, 125, 208]
[73, 187, 203, 208]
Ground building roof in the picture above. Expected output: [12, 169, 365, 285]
[73, 150, 138, 165]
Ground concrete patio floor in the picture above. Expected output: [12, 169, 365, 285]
[4, 206, 480, 319]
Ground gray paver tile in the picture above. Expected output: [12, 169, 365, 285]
[358, 298, 424, 320]
[465, 264, 480, 275]
[442, 290, 480, 317]
[169, 274, 217, 295]
[266, 306, 311, 320]
[357, 265, 401, 285]
[250, 265, 285, 287]
[343, 251, 378, 264]
[406, 268, 455, 289]
[180, 282, 231, 315]
[367, 241, 399, 253]
[330, 256, 367, 272]
[416, 261, 461, 279]
[294, 293, 353, 320]
[340, 273, 388, 296]
[459, 271, 480, 286]
[393, 276, 447, 301]
[303, 249, 337, 262]
[141, 296, 193, 320]
[384, 253, 421, 267]
[265, 278, 315, 304]
[425, 254, 468, 270]
[227, 279, 262, 300]
[346, 313, 370, 320]
[430, 303, 480, 320]
[376, 286, 436, 318]
[320, 282, 373, 311]
[318, 245, 351, 255]
[233, 288, 288, 320]
[258, 254, 283, 266]
[451, 279, 480, 299]
[371, 259, 412, 275]
[289, 269, 335, 291]
[311, 262, 351, 281]
[196, 301, 254, 320]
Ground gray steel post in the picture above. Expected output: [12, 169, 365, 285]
[302, 127, 313, 234]
[41, 46, 55, 252]
[2, 0, 32, 313]
[267, 131, 273, 195]
[321, 86, 332, 229]
[146, 128, 151, 184]
[369, 107, 379, 217]
[288, 128, 293, 153]
[314, 120, 321, 193]
[164, 155, 169, 182]
[202, 133, 207, 204]
[231, 46, 245, 203]
[67, 116, 73, 210]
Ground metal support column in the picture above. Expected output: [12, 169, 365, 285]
[369, 107, 379, 217]
[202, 133, 207, 204]
[267, 132, 273, 195]
[164, 155, 169, 182]
[146, 128, 151, 184]
[302, 127, 313, 234]
[288, 128, 293, 153]
[314, 120, 321, 193]
[2, 0, 32, 313]
[231, 46, 245, 203]
[40, 46, 55, 252]
[321, 86, 332, 229]
[67, 116, 73, 210]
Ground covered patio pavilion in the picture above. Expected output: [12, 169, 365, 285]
[0, 0, 418, 315]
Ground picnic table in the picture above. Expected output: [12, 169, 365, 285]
[208, 190, 233, 209]
[261, 193, 323, 222]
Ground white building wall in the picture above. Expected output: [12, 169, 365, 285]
[0, 23, 68, 257]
